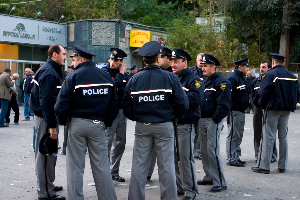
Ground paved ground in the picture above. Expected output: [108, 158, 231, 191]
[0, 106, 300, 200]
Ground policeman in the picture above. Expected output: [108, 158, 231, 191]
[124, 41, 189, 200]
[197, 54, 230, 193]
[189, 53, 205, 160]
[129, 65, 137, 78]
[102, 47, 128, 182]
[147, 45, 173, 180]
[252, 53, 300, 174]
[54, 45, 118, 200]
[251, 61, 277, 163]
[170, 48, 203, 200]
[30, 44, 66, 200]
[226, 57, 249, 167]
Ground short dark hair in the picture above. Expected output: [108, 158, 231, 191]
[143, 56, 158, 65]
[48, 44, 62, 58]
[4, 68, 11, 73]
[273, 59, 284, 65]
[261, 61, 272, 69]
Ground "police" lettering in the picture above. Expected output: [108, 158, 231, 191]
[83, 88, 108, 96]
[139, 95, 165, 102]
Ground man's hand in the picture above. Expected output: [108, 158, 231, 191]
[12, 90, 18, 96]
[119, 63, 127, 74]
[12, 80, 15, 83]
[49, 128, 58, 139]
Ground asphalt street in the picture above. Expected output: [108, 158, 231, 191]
[0, 106, 300, 200]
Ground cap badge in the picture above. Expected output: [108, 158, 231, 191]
[172, 51, 175, 56]
[203, 56, 206, 61]
[113, 51, 117, 55]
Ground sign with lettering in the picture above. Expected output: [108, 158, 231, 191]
[0, 14, 67, 46]
[129, 30, 152, 47]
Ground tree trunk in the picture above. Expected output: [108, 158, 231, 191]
[279, 0, 292, 69]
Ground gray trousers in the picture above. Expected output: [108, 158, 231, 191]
[34, 116, 57, 198]
[253, 105, 277, 160]
[128, 122, 177, 200]
[105, 109, 127, 176]
[199, 118, 227, 187]
[226, 110, 245, 162]
[193, 119, 201, 157]
[67, 118, 117, 200]
[147, 148, 157, 177]
[257, 110, 289, 170]
[175, 124, 198, 198]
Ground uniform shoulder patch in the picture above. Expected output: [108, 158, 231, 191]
[219, 82, 226, 91]
[195, 80, 202, 88]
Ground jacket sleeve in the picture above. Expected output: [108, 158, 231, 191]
[54, 76, 75, 126]
[123, 79, 135, 121]
[39, 74, 60, 128]
[212, 81, 231, 123]
[258, 73, 273, 109]
[104, 85, 119, 127]
[170, 75, 189, 120]
[5, 75, 14, 88]
[251, 78, 258, 106]
[186, 78, 203, 109]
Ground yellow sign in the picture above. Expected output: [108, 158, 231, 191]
[129, 30, 152, 47]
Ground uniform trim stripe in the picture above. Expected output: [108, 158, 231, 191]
[131, 89, 172, 95]
[57, 86, 62, 89]
[182, 87, 189, 92]
[204, 88, 216, 92]
[33, 79, 39, 86]
[273, 77, 298, 82]
[236, 85, 246, 89]
[74, 83, 113, 89]
[254, 86, 260, 90]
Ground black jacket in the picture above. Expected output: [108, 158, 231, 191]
[251, 75, 264, 106]
[227, 69, 248, 112]
[101, 64, 129, 109]
[123, 65, 189, 123]
[177, 68, 204, 124]
[29, 58, 63, 128]
[54, 61, 118, 127]
[24, 74, 33, 93]
[201, 72, 231, 123]
[258, 65, 300, 111]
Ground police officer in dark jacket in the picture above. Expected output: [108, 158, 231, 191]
[252, 53, 300, 174]
[101, 48, 129, 182]
[189, 53, 205, 79]
[170, 48, 203, 200]
[124, 41, 189, 200]
[251, 61, 277, 163]
[226, 58, 249, 167]
[54, 45, 118, 200]
[29, 44, 66, 200]
[147, 46, 173, 180]
[197, 54, 230, 193]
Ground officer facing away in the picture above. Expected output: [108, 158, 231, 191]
[124, 41, 189, 200]
[226, 58, 249, 167]
[170, 48, 203, 200]
[54, 45, 118, 200]
[252, 53, 300, 174]
[102, 48, 129, 182]
[197, 54, 231, 193]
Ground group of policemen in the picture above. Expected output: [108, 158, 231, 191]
[30, 41, 299, 200]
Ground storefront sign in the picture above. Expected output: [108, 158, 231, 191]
[129, 30, 152, 47]
[0, 14, 67, 46]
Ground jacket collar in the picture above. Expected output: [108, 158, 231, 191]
[234, 68, 244, 78]
[47, 58, 63, 79]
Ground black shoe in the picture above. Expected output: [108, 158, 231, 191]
[197, 180, 213, 185]
[226, 161, 244, 167]
[237, 159, 246, 164]
[278, 168, 286, 173]
[147, 176, 151, 180]
[210, 186, 227, 192]
[251, 167, 270, 174]
[38, 194, 66, 200]
[54, 186, 63, 191]
[0, 124, 9, 127]
[112, 174, 125, 182]
[271, 158, 277, 163]
[177, 191, 184, 196]
[182, 195, 195, 200]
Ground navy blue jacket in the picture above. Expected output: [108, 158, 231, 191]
[177, 68, 204, 124]
[54, 61, 118, 127]
[189, 65, 203, 78]
[227, 69, 248, 112]
[201, 72, 231, 123]
[123, 65, 189, 123]
[29, 58, 63, 128]
[101, 64, 129, 109]
[258, 65, 300, 111]
[24, 74, 33, 93]
[251, 75, 265, 106]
